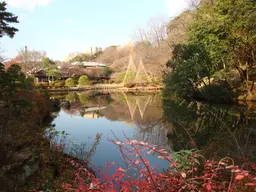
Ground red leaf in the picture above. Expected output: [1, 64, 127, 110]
[157, 156, 165, 160]
[225, 165, 234, 169]
[235, 175, 244, 180]
[122, 186, 130, 192]
[115, 141, 122, 145]
[116, 166, 127, 173]
[181, 172, 186, 178]
[205, 184, 212, 191]
[232, 169, 241, 173]
[245, 183, 256, 186]
[112, 173, 124, 179]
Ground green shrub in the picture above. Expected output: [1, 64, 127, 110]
[35, 83, 46, 89]
[49, 82, 55, 88]
[123, 72, 136, 84]
[24, 77, 35, 89]
[199, 81, 233, 102]
[65, 78, 75, 87]
[54, 80, 65, 88]
[35, 82, 49, 89]
[109, 79, 115, 84]
[124, 82, 136, 88]
[115, 72, 136, 83]
[78, 75, 89, 86]
[101, 66, 113, 77]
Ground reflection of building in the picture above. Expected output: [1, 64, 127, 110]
[124, 122, 134, 127]
[83, 112, 101, 119]
[71, 61, 106, 67]
[80, 106, 108, 119]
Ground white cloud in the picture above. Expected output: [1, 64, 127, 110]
[5, 0, 53, 11]
[64, 18, 73, 24]
[166, 0, 190, 17]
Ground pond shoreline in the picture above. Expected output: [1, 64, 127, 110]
[3, 90, 256, 191]
[41, 84, 164, 93]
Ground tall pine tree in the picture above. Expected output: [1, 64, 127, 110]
[0, 1, 18, 38]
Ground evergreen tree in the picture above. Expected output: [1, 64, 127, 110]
[0, 1, 18, 38]
[164, 0, 256, 99]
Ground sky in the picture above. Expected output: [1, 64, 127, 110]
[1, 0, 190, 61]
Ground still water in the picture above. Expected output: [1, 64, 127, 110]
[50, 91, 256, 172]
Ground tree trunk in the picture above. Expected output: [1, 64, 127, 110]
[246, 67, 250, 93]
[235, 67, 246, 83]
[250, 81, 255, 93]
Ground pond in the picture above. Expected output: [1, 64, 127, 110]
[50, 91, 256, 175]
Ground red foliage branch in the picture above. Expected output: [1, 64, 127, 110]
[62, 136, 256, 192]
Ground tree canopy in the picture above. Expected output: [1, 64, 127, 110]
[0, 1, 18, 38]
[189, 0, 256, 71]
[164, 0, 256, 100]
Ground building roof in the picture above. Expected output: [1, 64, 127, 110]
[71, 61, 107, 67]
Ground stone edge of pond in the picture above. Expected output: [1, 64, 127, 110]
[39, 85, 164, 93]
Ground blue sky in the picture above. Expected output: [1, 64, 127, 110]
[2, 0, 189, 60]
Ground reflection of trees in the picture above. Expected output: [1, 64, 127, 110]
[132, 96, 169, 149]
[101, 92, 158, 123]
[68, 133, 102, 161]
[135, 122, 173, 153]
[99, 93, 172, 148]
[120, 92, 157, 120]
[100, 93, 132, 122]
[56, 92, 174, 152]
[115, 93, 172, 150]
[65, 92, 78, 103]
[52, 91, 256, 162]
[60, 92, 112, 117]
[163, 99, 256, 161]
[78, 93, 89, 104]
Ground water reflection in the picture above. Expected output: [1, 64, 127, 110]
[163, 98, 256, 162]
[53, 91, 169, 147]
[50, 91, 256, 165]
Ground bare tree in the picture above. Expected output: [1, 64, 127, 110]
[166, 10, 193, 49]
[59, 63, 85, 77]
[133, 43, 170, 78]
[131, 17, 171, 77]
[18, 48, 47, 73]
[96, 46, 118, 65]
[147, 17, 168, 47]
[133, 16, 168, 47]
[188, 0, 201, 9]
